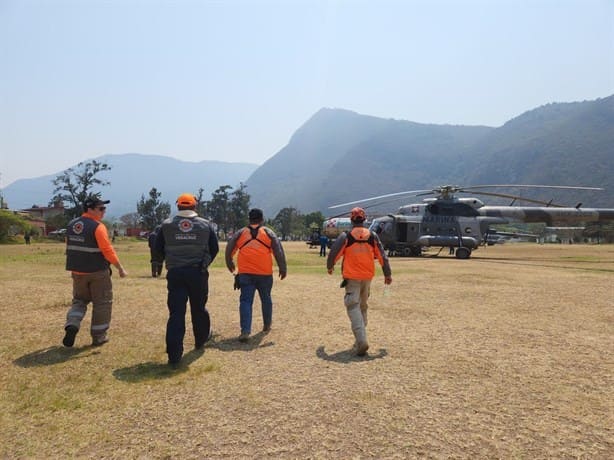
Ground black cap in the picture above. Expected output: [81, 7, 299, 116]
[83, 196, 110, 210]
[248, 208, 264, 222]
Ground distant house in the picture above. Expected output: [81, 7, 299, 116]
[18, 202, 65, 235]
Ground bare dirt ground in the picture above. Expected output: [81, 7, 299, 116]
[1, 241, 612, 459]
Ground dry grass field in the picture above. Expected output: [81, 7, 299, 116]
[1, 239, 612, 459]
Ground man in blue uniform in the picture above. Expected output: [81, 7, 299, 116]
[155, 193, 219, 366]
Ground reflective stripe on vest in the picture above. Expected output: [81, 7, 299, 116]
[66, 245, 103, 253]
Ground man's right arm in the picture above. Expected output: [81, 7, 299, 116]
[225, 230, 241, 273]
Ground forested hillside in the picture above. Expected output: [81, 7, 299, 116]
[246, 96, 614, 215]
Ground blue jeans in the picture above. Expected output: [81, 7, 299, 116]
[166, 267, 210, 363]
[238, 274, 273, 334]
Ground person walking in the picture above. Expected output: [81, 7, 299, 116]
[225, 208, 287, 342]
[326, 207, 392, 356]
[62, 195, 128, 348]
[154, 193, 219, 366]
[319, 233, 328, 257]
[148, 226, 164, 277]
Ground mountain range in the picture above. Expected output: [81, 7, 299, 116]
[3, 94, 613, 219]
[2, 154, 258, 219]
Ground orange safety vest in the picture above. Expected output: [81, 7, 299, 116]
[234, 225, 274, 275]
[339, 227, 378, 280]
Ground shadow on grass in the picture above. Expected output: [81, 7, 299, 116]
[13, 346, 98, 367]
[112, 348, 206, 382]
[315, 345, 387, 364]
[208, 330, 274, 352]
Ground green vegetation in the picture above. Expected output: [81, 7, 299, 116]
[0, 209, 31, 243]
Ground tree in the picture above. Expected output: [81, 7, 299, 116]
[120, 212, 141, 229]
[273, 207, 303, 240]
[51, 160, 112, 218]
[0, 210, 30, 243]
[583, 222, 614, 244]
[229, 182, 251, 232]
[208, 185, 232, 237]
[136, 187, 171, 230]
[195, 187, 208, 218]
[303, 211, 325, 231]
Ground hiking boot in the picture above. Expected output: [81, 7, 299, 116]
[92, 335, 109, 347]
[238, 332, 250, 343]
[168, 359, 181, 369]
[355, 341, 369, 357]
[195, 329, 213, 349]
[63, 325, 78, 347]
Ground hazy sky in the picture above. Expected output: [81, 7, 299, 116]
[1, 0, 612, 187]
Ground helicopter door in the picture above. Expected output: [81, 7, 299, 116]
[396, 222, 408, 242]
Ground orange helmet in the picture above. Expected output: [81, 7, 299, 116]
[176, 193, 197, 207]
[350, 207, 366, 222]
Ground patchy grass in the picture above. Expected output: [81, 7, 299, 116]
[1, 241, 613, 458]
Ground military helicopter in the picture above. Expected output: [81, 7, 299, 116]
[327, 184, 614, 259]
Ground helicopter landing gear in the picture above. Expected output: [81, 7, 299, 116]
[455, 247, 471, 259]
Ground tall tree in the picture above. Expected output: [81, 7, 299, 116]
[208, 185, 232, 237]
[136, 187, 171, 230]
[51, 160, 112, 218]
[229, 182, 251, 232]
[273, 207, 303, 240]
[195, 187, 208, 218]
[303, 211, 325, 231]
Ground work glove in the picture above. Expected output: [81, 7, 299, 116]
[233, 274, 240, 290]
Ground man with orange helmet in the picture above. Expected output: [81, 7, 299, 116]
[155, 193, 219, 367]
[327, 207, 392, 356]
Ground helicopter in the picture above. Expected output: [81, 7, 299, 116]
[326, 184, 614, 259]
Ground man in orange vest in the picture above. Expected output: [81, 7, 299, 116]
[225, 208, 287, 342]
[63, 195, 128, 347]
[327, 207, 392, 356]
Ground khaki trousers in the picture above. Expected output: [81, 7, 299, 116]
[344, 279, 371, 345]
[65, 270, 113, 339]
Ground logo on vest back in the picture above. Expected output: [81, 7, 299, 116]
[178, 219, 193, 233]
[72, 221, 84, 235]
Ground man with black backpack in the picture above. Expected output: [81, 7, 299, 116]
[225, 208, 287, 342]
[327, 207, 392, 356]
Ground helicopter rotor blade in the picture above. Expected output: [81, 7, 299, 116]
[326, 195, 423, 219]
[457, 190, 567, 207]
[328, 189, 434, 209]
[329, 184, 603, 210]
[459, 184, 604, 192]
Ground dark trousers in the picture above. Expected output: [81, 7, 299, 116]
[165, 267, 210, 363]
[150, 250, 164, 277]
